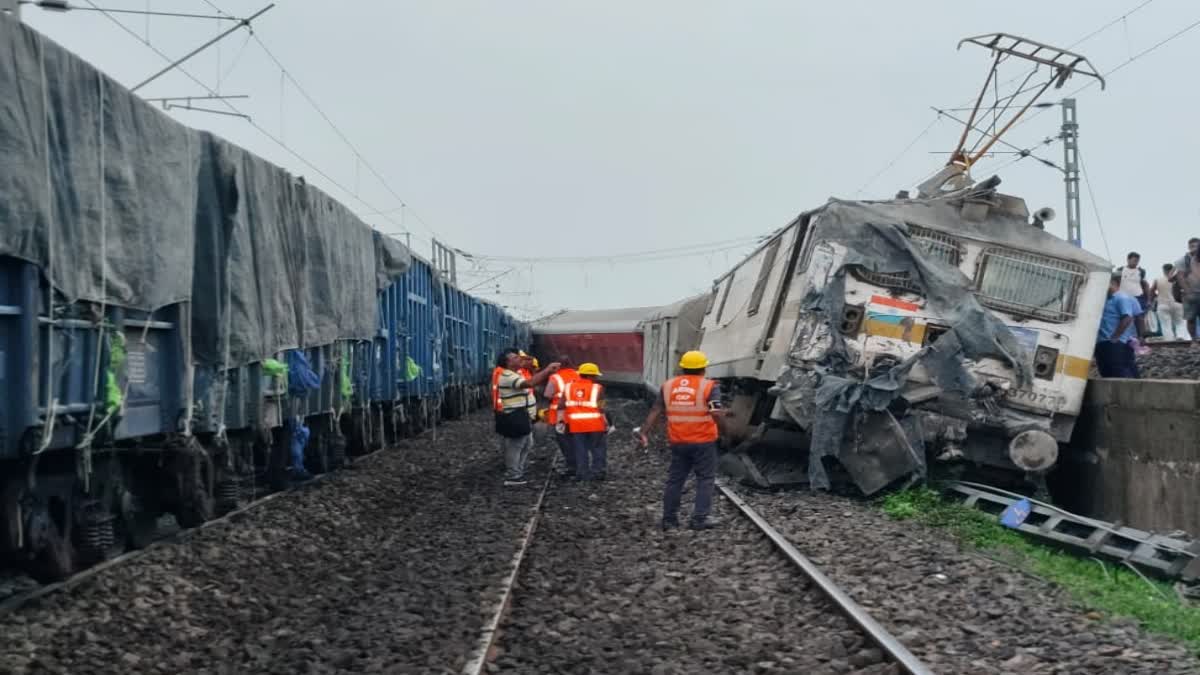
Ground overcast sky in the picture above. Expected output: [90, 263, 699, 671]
[21, 1, 1200, 318]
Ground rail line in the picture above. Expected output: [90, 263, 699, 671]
[719, 484, 934, 675]
[0, 438, 396, 617]
[461, 460, 557, 675]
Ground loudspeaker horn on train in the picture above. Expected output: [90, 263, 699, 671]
[1032, 206, 1055, 229]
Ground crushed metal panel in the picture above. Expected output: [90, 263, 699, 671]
[837, 411, 926, 496]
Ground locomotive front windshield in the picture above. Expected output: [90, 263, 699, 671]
[974, 247, 1086, 323]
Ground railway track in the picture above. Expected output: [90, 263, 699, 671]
[0, 441, 392, 617]
[1, 412, 1194, 674]
[719, 485, 931, 675]
[474, 432, 934, 674]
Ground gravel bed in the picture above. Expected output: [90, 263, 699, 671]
[1137, 343, 1200, 380]
[494, 407, 896, 675]
[745, 491, 1200, 675]
[0, 414, 548, 675]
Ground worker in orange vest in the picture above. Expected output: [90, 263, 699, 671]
[560, 362, 608, 481]
[636, 350, 724, 530]
[543, 355, 579, 475]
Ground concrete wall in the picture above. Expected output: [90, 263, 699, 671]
[1052, 379, 1200, 535]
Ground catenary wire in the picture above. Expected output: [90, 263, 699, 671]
[80, 0, 414, 237]
[464, 235, 767, 264]
[1077, 149, 1115, 264]
[249, 32, 439, 239]
[984, 10, 1200, 176]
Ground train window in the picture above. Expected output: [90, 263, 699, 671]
[850, 224, 962, 293]
[714, 274, 734, 324]
[747, 237, 782, 317]
[975, 247, 1085, 323]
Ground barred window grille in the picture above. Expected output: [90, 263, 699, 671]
[975, 247, 1085, 322]
[851, 225, 962, 292]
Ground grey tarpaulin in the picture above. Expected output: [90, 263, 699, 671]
[770, 196, 1042, 490]
[0, 16, 199, 311]
[0, 18, 411, 368]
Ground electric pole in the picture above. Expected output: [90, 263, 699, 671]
[1060, 98, 1082, 247]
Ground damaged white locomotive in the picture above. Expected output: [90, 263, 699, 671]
[697, 180, 1110, 495]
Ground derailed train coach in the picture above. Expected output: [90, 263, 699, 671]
[531, 307, 661, 390]
[694, 181, 1111, 495]
[0, 19, 526, 580]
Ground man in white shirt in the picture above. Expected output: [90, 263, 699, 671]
[1150, 263, 1188, 340]
[1118, 252, 1150, 337]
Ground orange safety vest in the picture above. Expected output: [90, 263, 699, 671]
[490, 367, 504, 412]
[563, 379, 606, 434]
[663, 375, 719, 445]
[545, 368, 579, 426]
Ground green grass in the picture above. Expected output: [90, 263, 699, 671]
[880, 487, 1200, 651]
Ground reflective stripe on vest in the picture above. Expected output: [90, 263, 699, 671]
[518, 368, 535, 411]
[664, 375, 718, 444]
[491, 367, 504, 412]
[546, 368, 579, 426]
[563, 379, 605, 433]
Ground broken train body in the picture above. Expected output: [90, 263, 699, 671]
[691, 181, 1110, 494]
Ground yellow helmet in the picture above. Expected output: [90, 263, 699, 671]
[678, 350, 709, 370]
[578, 362, 602, 376]
[532, 357, 540, 369]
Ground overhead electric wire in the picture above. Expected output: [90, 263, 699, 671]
[1077, 149, 1114, 264]
[947, 0, 1158, 112]
[464, 235, 767, 265]
[852, 115, 943, 197]
[987, 9, 1200, 176]
[1005, 9, 1200, 138]
[248, 32, 439, 240]
[80, 0, 412, 237]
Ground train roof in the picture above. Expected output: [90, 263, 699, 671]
[819, 194, 1112, 271]
[641, 294, 709, 323]
[532, 306, 662, 335]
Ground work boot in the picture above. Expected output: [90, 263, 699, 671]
[592, 471, 607, 482]
[661, 520, 680, 532]
[689, 517, 722, 530]
[503, 478, 528, 487]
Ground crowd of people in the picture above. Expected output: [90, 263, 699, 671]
[489, 348, 724, 531]
[1096, 240, 1200, 378]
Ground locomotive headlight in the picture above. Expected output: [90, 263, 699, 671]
[1008, 429, 1058, 472]
[840, 305, 864, 336]
[1033, 345, 1059, 381]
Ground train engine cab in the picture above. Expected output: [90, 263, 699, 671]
[699, 184, 1111, 495]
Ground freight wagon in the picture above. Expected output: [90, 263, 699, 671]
[0, 18, 526, 581]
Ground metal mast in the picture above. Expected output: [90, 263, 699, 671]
[1060, 98, 1082, 247]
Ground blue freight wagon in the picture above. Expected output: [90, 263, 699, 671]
[0, 18, 527, 584]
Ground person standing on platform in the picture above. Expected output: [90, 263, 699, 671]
[1176, 238, 1200, 340]
[543, 355, 579, 476]
[636, 350, 725, 531]
[561, 363, 608, 481]
[495, 349, 558, 486]
[1150, 263, 1189, 340]
[1095, 274, 1141, 378]
[1118, 252, 1150, 337]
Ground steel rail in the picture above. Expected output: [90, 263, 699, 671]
[0, 433, 404, 616]
[719, 485, 934, 675]
[461, 459, 556, 675]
